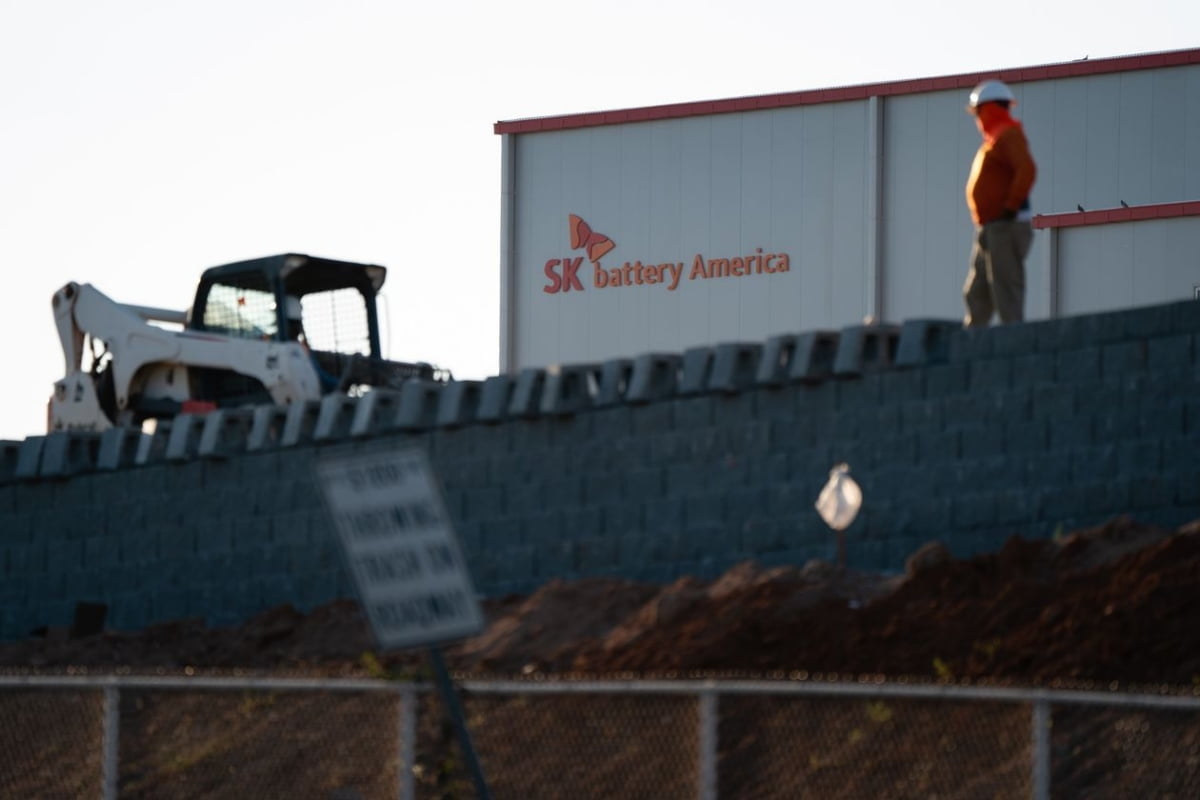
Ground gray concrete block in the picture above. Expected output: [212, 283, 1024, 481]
[281, 400, 321, 447]
[507, 368, 546, 418]
[721, 485, 771, 527]
[561, 507, 603, 540]
[1168, 299, 1200, 334]
[1147, 334, 1194, 370]
[462, 486, 504, 520]
[588, 406, 633, 442]
[618, 467, 663, 504]
[708, 342, 762, 393]
[1043, 309, 1129, 351]
[902, 400, 945, 438]
[1092, 404, 1140, 442]
[394, 380, 443, 430]
[664, 463, 707, 496]
[1134, 403, 1185, 439]
[923, 363, 968, 398]
[572, 536, 621, 570]
[1164, 439, 1200, 472]
[1073, 380, 1122, 417]
[599, 502, 643, 538]
[313, 394, 360, 441]
[987, 322, 1039, 357]
[757, 334, 797, 386]
[678, 346, 715, 396]
[895, 319, 959, 367]
[955, 424, 1003, 455]
[0, 441, 22, 485]
[754, 388, 798, 422]
[348, 389, 401, 437]
[1178, 472, 1200, 506]
[247, 405, 289, 450]
[1031, 383, 1075, 420]
[952, 492, 996, 528]
[1118, 439, 1163, 476]
[672, 396, 714, 430]
[626, 353, 681, 403]
[1123, 303, 1183, 339]
[522, 510, 565, 548]
[1049, 416, 1094, 449]
[1051, 347, 1099, 383]
[595, 358, 634, 406]
[436, 380, 483, 428]
[39, 432, 99, 478]
[833, 324, 900, 377]
[1012, 353, 1057, 384]
[165, 414, 205, 462]
[630, 402, 673, 436]
[476, 375, 514, 423]
[968, 358, 1013, 393]
[1129, 475, 1176, 509]
[787, 330, 841, 382]
[15, 436, 45, 481]
[948, 327, 992, 362]
[879, 368, 926, 405]
[197, 408, 255, 459]
[649, 428, 698, 461]
[135, 423, 173, 465]
[541, 364, 601, 416]
[1101, 340, 1148, 377]
[1003, 420, 1048, 454]
[939, 395, 982, 432]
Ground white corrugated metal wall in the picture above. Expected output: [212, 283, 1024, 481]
[500, 55, 1200, 371]
[1058, 217, 1200, 315]
[509, 104, 875, 369]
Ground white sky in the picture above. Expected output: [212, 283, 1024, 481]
[1, 1, 1195, 441]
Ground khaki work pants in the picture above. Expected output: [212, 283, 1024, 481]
[963, 220, 1033, 327]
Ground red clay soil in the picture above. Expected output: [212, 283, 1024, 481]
[2, 514, 1198, 689]
[4, 515, 1200, 799]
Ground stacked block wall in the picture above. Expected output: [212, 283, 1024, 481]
[1, 300, 1197, 640]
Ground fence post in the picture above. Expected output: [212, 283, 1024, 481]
[102, 684, 120, 800]
[698, 687, 718, 800]
[398, 686, 417, 800]
[1031, 698, 1051, 800]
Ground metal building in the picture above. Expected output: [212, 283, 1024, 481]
[495, 47, 1200, 372]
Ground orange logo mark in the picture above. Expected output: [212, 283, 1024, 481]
[569, 214, 616, 262]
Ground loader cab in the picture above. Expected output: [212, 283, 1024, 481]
[190, 253, 386, 357]
[187, 253, 395, 403]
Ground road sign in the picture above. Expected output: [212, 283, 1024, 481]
[316, 447, 484, 651]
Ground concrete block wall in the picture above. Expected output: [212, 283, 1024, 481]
[1, 300, 1198, 640]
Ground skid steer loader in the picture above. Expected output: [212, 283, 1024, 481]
[49, 253, 447, 432]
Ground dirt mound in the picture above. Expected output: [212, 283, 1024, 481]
[2, 515, 1197, 689]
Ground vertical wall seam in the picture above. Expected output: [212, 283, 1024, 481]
[866, 95, 885, 321]
[499, 133, 518, 373]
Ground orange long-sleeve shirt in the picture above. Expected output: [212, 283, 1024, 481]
[966, 123, 1037, 225]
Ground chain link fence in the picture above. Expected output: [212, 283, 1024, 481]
[2, 675, 1200, 799]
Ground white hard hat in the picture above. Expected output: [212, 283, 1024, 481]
[284, 295, 303, 321]
[967, 80, 1015, 110]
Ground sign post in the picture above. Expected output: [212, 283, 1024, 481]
[316, 447, 491, 799]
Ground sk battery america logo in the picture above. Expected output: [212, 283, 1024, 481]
[542, 215, 614, 293]
[542, 213, 792, 295]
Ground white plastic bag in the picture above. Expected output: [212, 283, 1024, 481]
[815, 463, 862, 531]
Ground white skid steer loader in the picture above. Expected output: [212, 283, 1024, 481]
[49, 253, 446, 432]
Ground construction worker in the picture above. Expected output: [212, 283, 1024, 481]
[963, 79, 1037, 327]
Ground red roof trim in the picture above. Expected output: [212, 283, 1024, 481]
[1033, 201, 1200, 230]
[495, 47, 1200, 135]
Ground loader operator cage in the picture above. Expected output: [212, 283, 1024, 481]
[190, 253, 385, 359]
